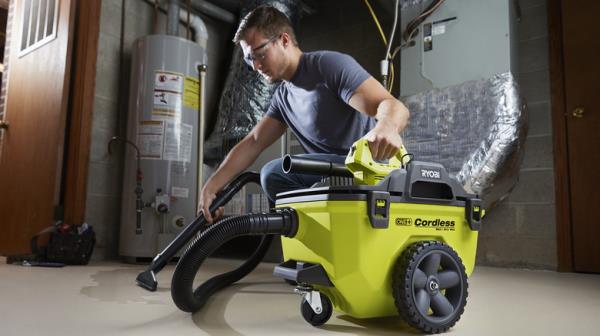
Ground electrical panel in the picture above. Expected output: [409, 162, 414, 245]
[400, 0, 518, 96]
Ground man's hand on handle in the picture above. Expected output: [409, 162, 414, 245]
[197, 182, 224, 224]
[364, 126, 403, 161]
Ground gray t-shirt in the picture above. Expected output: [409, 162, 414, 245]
[266, 51, 376, 155]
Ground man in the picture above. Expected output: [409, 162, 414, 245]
[199, 5, 409, 223]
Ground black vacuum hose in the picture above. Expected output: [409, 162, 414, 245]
[171, 208, 298, 313]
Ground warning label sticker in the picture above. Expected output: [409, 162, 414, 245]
[137, 120, 165, 160]
[163, 122, 193, 162]
[171, 186, 190, 198]
[153, 71, 184, 120]
[184, 76, 200, 110]
[155, 71, 184, 93]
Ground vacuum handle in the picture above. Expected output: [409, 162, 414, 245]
[202, 171, 262, 217]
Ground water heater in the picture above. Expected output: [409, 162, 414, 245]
[119, 35, 207, 260]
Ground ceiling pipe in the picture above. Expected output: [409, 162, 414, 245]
[145, 0, 209, 47]
[190, 0, 237, 24]
[179, 5, 208, 48]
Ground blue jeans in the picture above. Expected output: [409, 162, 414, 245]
[260, 153, 347, 202]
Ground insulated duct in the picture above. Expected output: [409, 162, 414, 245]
[401, 72, 527, 208]
[204, 0, 305, 161]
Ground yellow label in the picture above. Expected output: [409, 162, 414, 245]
[183, 76, 199, 110]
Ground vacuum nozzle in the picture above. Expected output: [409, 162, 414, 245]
[282, 155, 353, 178]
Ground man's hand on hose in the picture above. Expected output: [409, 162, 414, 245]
[198, 183, 225, 224]
[364, 125, 403, 161]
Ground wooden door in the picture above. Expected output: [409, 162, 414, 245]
[0, 0, 75, 254]
[561, 0, 600, 272]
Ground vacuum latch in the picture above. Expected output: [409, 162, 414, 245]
[466, 198, 483, 231]
[368, 191, 390, 228]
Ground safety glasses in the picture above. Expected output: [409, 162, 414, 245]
[243, 35, 280, 68]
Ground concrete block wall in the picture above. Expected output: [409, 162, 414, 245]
[86, 0, 234, 259]
[298, 0, 397, 93]
[476, 0, 555, 269]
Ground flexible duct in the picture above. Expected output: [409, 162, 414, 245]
[204, 0, 305, 160]
[401, 72, 527, 208]
[170, 209, 298, 312]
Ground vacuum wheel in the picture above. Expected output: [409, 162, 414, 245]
[393, 241, 468, 334]
[300, 292, 333, 326]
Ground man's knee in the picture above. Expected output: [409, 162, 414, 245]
[260, 159, 284, 201]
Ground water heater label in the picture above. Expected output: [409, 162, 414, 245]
[163, 122, 193, 162]
[155, 71, 183, 93]
[152, 91, 182, 119]
[137, 120, 164, 160]
[153, 71, 184, 120]
[184, 76, 200, 110]
[171, 187, 189, 198]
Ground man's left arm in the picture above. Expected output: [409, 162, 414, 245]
[348, 77, 410, 160]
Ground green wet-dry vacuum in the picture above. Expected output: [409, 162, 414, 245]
[142, 138, 483, 334]
[272, 138, 483, 333]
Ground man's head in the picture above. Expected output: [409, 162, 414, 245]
[233, 6, 299, 82]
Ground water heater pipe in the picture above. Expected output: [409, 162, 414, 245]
[167, 0, 181, 36]
[146, 0, 209, 47]
[197, 64, 208, 205]
[178, 6, 208, 48]
[108, 136, 144, 234]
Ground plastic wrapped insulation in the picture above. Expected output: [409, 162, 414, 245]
[204, 0, 305, 161]
[401, 72, 528, 208]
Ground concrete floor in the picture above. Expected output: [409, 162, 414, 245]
[1, 257, 599, 336]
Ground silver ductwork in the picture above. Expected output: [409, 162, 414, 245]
[401, 72, 527, 208]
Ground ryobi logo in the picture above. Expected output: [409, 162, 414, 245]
[420, 168, 441, 179]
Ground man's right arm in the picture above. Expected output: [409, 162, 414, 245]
[199, 116, 287, 223]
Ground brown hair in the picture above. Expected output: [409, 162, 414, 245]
[233, 5, 298, 45]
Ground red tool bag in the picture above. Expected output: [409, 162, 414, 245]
[30, 222, 96, 265]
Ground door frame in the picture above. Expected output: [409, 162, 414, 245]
[548, 0, 573, 272]
[62, 0, 102, 226]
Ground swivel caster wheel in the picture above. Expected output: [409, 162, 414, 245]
[300, 291, 333, 326]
